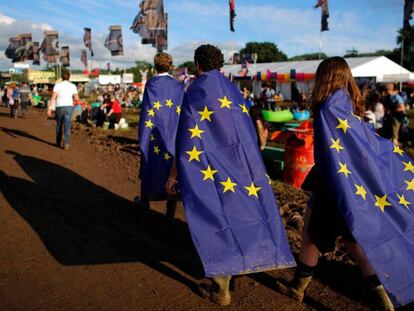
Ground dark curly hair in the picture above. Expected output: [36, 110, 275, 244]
[194, 44, 224, 72]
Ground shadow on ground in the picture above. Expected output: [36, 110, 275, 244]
[1, 151, 202, 293]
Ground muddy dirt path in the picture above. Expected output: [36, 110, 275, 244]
[0, 106, 392, 310]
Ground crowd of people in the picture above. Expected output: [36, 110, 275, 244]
[1, 81, 32, 118]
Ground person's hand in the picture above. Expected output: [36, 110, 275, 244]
[165, 178, 178, 195]
[47, 109, 53, 118]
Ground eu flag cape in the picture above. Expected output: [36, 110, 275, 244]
[139, 75, 184, 199]
[315, 89, 414, 307]
[176, 70, 295, 277]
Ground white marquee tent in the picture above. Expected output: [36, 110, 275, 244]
[222, 56, 414, 100]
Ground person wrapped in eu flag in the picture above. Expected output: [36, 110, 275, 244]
[137, 52, 184, 217]
[276, 57, 414, 310]
[166, 45, 295, 306]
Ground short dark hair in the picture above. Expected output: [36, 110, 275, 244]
[194, 44, 224, 72]
[154, 53, 172, 73]
[62, 70, 70, 81]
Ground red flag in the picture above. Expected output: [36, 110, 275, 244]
[229, 0, 236, 32]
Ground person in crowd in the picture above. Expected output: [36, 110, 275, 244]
[135, 52, 184, 218]
[48, 70, 79, 150]
[381, 83, 406, 145]
[262, 84, 276, 110]
[0, 86, 5, 106]
[371, 92, 385, 130]
[242, 87, 254, 109]
[275, 57, 414, 310]
[7, 83, 19, 118]
[166, 44, 295, 306]
[19, 81, 32, 118]
[106, 95, 122, 129]
[250, 105, 269, 150]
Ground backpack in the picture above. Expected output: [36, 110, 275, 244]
[12, 88, 20, 99]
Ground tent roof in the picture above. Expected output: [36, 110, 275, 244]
[222, 56, 411, 78]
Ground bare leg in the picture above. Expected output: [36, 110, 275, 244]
[276, 207, 317, 302]
[342, 238, 375, 277]
[299, 207, 320, 267]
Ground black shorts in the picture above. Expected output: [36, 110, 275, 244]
[307, 189, 355, 254]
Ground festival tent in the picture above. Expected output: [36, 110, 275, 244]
[222, 56, 414, 100]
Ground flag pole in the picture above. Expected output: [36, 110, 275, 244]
[319, 30, 322, 60]
[400, 37, 404, 92]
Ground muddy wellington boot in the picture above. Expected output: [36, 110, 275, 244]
[370, 285, 394, 311]
[275, 261, 315, 302]
[198, 276, 232, 306]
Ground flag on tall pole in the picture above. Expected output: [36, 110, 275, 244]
[130, 0, 168, 52]
[104, 25, 123, 56]
[314, 0, 329, 32]
[40, 30, 59, 63]
[5, 37, 20, 63]
[83, 27, 94, 57]
[229, 0, 236, 32]
[32, 41, 40, 65]
[404, 0, 414, 30]
[15, 33, 32, 62]
[60, 46, 70, 67]
[80, 49, 88, 69]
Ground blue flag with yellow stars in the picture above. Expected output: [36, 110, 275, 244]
[315, 89, 414, 307]
[138, 74, 184, 199]
[175, 69, 295, 277]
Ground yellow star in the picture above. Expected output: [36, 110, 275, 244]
[220, 177, 237, 193]
[164, 152, 171, 161]
[153, 145, 160, 155]
[393, 145, 404, 156]
[397, 194, 411, 209]
[198, 106, 214, 122]
[239, 103, 249, 114]
[337, 162, 352, 178]
[150, 134, 155, 141]
[329, 138, 344, 153]
[405, 178, 414, 191]
[354, 184, 367, 200]
[186, 146, 203, 162]
[176, 105, 181, 115]
[265, 174, 272, 185]
[145, 119, 154, 129]
[218, 96, 232, 109]
[153, 101, 162, 110]
[336, 117, 351, 134]
[245, 182, 261, 198]
[374, 194, 392, 212]
[147, 108, 155, 117]
[403, 161, 414, 174]
[188, 124, 205, 139]
[200, 165, 218, 181]
[165, 99, 174, 108]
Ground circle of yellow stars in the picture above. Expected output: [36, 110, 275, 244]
[183, 95, 268, 199]
[331, 114, 412, 213]
[143, 98, 182, 162]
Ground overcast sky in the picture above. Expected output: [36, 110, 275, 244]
[0, 0, 407, 70]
